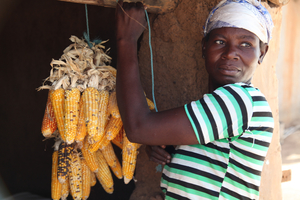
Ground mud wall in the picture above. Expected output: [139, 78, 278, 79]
[276, 0, 300, 127]
[132, 0, 283, 199]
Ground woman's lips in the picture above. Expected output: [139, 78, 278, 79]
[217, 65, 240, 76]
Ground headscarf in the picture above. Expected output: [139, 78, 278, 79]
[203, 0, 274, 44]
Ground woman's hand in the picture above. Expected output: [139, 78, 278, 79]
[146, 145, 172, 165]
[115, 0, 147, 43]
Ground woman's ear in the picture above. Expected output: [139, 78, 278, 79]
[258, 43, 269, 64]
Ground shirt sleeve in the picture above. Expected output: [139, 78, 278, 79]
[184, 84, 253, 144]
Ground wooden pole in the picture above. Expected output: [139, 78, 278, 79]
[59, 0, 179, 13]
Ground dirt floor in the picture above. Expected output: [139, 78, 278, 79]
[281, 130, 300, 200]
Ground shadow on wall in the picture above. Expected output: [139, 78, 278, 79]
[0, 0, 135, 199]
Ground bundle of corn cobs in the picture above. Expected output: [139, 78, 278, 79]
[38, 36, 154, 200]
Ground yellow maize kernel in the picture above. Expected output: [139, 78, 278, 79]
[61, 177, 70, 200]
[122, 132, 140, 184]
[107, 91, 120, 118]
[95, 150, 114, 193]
[81, 159, 91, 200]
[81, 138, 99, 173]
[64, 88, 80, 144]
[51, 151, 62, 200]
[41, 90, 57, 137]
[75, 97, 87, 143]
[50, 88, 66, 141]
[82, 87, 100, 139]
[69, 151, 83, 200]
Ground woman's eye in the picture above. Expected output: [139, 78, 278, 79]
[241, 42, 251, 47]
[215, 40, 224, 45]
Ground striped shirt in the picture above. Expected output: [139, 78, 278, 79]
[161, 83, 274, 200]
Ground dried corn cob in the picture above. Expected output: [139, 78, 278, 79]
[111, 128, 124, 149]
[58, 142, 73, 184]
[81, 159, 91, 200]
[107, 91, 120, 118]
[122, 132, 140, 184]
[69, 151, 83, 200]
[98, 177, 114, 194]
[41, 90, 57, 137]
[82, 87, 100, 141]
[109, 157, 123, 179]
[101, 142, 118, 167]
[51, 150, 62, 200]
[95, 150, 114, 193]
[75, 97, 87, 143]
[105, 117, 123, 141]
[64, 87, 80, 144]
[50, 88, 66, 141]
[90, 171, 97, 187]
[61, 177, 70, 200]
[93, 89, 109, 143]
[81, 138, 99, 173]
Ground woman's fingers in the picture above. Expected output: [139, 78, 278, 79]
[146, 145, 171, 165]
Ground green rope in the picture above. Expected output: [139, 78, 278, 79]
[84, 4, 102, 48]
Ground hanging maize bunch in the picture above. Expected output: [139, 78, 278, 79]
[38, 35, 152, 198]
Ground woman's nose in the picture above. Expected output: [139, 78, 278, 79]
[222, 44, 239, 60]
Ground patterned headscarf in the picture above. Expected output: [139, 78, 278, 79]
[203, 0, 274, 44]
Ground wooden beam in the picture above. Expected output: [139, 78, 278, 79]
[59, 0, 179, 13]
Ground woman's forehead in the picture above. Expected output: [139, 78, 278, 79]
[209, 27, 259, 40]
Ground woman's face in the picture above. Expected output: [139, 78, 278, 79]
[203, 27, 268, 90]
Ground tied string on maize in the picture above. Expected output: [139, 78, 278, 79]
[116, 1, 158, 113]
[84, 4, 102, 48]
[116, 0, 161, 172]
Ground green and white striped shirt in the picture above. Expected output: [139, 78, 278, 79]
[161, 83, 274, 200]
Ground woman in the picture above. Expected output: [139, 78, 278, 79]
[115, 0, 274, 199]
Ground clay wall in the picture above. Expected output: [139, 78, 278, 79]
[134, 0, 283, 199]
[276, 0, 300, 127]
